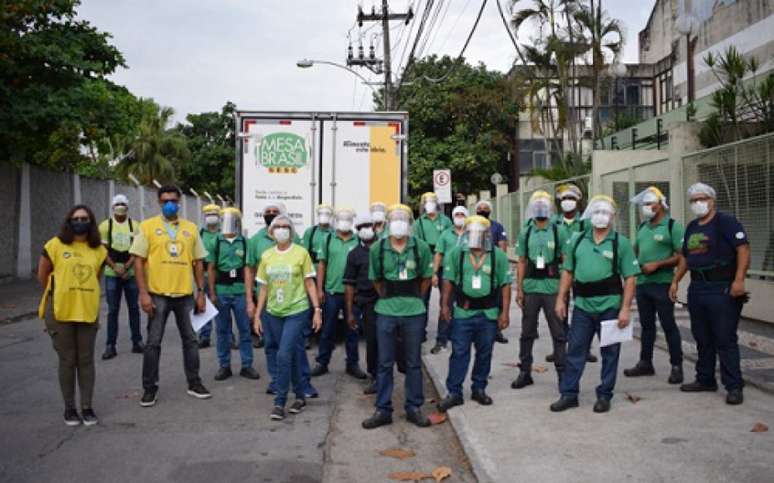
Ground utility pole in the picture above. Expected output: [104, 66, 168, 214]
[354, 1, 413, 110]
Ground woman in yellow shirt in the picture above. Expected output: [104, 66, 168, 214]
[38, 205, 107, 427]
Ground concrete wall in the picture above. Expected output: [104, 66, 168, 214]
[4, 163, 203, 280]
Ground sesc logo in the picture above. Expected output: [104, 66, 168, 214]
[259, 133, 307, 173]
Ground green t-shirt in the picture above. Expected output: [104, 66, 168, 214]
[206, 234, 248, 296]
[562, 230, 641, 315]
[551, 213, 586, 234]
[413, 213, 453, 248]
[515, 219, 568, 294]
[435, 227, 465, 256]
[319, 232, 359, 294]
[369, 236, 433, 317]
[200, 228, 220, 254]
[98, 217, 139, 278]
[302, 224, 333, 262]
[635, 216, 684, 285]
[256, 244, 315, 317]
[444, 246, 512, 320]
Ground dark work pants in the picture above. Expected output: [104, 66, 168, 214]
[520, 293, 566, 373]
[687, 281, 744, 391]
[142, 295, 202, 391]
[355, 300, 379, 378]
[635, 283, 683, 366]
[105, 275, 142, 347]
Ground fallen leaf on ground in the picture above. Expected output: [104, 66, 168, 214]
[751, 422, 769, 433]
[388, 471, 431, 481]
[432, 466, 452, 481]
[1, 304, 17, 309]
[428, 411, 448, 425]
[380, 448, 416, 460]
[501, 362, 519, 368]
[532, 365, 548, 373]
[625, 392, 641, 404]
[749, 341, 758, 348]
[117, 391, 140, 399]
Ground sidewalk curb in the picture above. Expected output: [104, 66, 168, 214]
[1, 311, 38, 326]
[423, 353, 498, 483]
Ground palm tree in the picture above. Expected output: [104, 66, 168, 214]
[116, 99, 190, 184]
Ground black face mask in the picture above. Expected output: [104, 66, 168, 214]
[477, 211, 491, 219]
[264, 214, 276, 226]
[70, 220, 91, 235]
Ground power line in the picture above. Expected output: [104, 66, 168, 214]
[436, 0, 473, 53]
[495, 0, 527, 64]
[422, 0, 454, 55]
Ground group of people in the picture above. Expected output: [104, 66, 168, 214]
[37, 179, 750, 428]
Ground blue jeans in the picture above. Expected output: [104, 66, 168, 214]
[198, 280, 214, 341]
[375, 314, 425, 414]
[445, 314, 498, 397]
[214, 293, 253, 369]
[316, 292, 359, 367]
[636, 283, 682, 366]
[105, 275, 142, 346]
[560, 307, 621, 401]
[265, 312, 315, 396]
[687, 281, 743, 390]
[262, 309, 309, 407]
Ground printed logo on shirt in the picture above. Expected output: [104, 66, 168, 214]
[602, 250, 614, 259]
[482, 264, 492, 274]
[182, 230, 191, 238]
[235, 248, 245, 257]
[155, 228, 163, 236]
[72, 263, 93, 285]
[63, 252, 72, 259]
[686, 233, 710, 255]
[406, 260, 416, 270]
[735, 232, 745, 240]
[653, 234, 664, 241]
[267, 264, 291, 284]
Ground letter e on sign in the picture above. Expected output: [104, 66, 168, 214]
[433, 169, 452, 204]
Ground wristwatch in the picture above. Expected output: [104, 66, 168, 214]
[313, 306, 322, 312]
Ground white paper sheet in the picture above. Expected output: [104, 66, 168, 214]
[599, 318, 633, 347]
[190, 297, 219, 333]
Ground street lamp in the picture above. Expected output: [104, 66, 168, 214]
[296, 58, 377, 95]
[676, 14, 698, 105]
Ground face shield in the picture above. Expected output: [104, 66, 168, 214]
[370, 202, 387, 222]
[420, 192, 440, 215]
[387, 204, 414, 239]
[581, 196, 617, 229]
[463, 216, 492, 250]
[221, 208, 242, 237]
[202, 204, 221, 228]
[334, 208, 356, 233]
[317, 204, 333, 225]
[631, 187, 667, 221]
[526, 191, 554, 220]
[452, 206, 469, 228]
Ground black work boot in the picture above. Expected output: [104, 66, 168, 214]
[511, 371, 534, 389]
[623, 361, 656, 377]
[668, 365, 684, 384]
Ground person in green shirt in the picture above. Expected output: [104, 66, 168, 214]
[253, 214, 322, 421]
[99, 194, 143, 359]
[512, 191, 569, 390]
[413, 192, 452, 344]
[436, 215, 512, 412]
[302, 203, 334, 265]
[310, 207, 367, 379]
[623, 186, 685, 384]
[197, 203, 222, 348]
[246, 201, 315, 397]
[429, 205, 468, 354]
[207, 208, 260, 382]
[362, 204, 434, 430]
[370, 201, 387, 236]
[552, 195, 640, 414]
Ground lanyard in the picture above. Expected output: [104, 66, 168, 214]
[469, 252, 487, 272]
[163, 222, 179, 241]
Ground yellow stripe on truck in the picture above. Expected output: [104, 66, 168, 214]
[369, 125, 400, 206]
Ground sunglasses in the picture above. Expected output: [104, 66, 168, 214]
[71, 217, 90, 223]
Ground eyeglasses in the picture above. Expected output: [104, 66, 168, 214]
[273, 225, 291, 230]
[71, 217, 90, 223]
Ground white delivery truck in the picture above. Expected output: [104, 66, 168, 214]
[235, 111, 409, 236]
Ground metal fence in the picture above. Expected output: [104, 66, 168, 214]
[682, 133, 774, 277]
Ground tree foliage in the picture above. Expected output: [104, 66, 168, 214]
[0, 0, 141, 171]
[395, 56, 519, 204]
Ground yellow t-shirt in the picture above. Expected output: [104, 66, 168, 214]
[39, 238, 107, 323]
[129, 215, 207, 296]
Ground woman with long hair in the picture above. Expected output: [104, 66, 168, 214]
[37, 205, 107, 426]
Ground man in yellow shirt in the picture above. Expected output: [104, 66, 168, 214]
[130, 185, 211, 407]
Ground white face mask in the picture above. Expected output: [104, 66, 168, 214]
[389, 220, 409, 238]
[591, 212, 612, 229]
[453, 216, 465, 227]
[560, 199, 577, 213]
[205, 214, 219, 225]
[273, 228, 290, 243]
[337, 219, 352, 232]
[358, 227, 374, 241]
[424, 201, 437, 214]
[114, 205, 128, 216]
[690, 200, 710, 217]
[641, 204, 656, 220]
[372, 211, 386, 222]
[318, 213, 331, 225]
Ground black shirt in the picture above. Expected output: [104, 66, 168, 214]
[343, 241, 378, 303]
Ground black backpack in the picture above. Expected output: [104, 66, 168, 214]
[107, 217, 134, 264]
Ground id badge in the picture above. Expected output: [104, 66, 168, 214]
[399, 267, 409, 280]
[536, 255, 546, 269]
[472, 275, 482, 290]
[229, 269, 237, 279]
[169, 244, 178, 257]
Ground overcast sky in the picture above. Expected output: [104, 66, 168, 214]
[77, 0, 653, 124]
